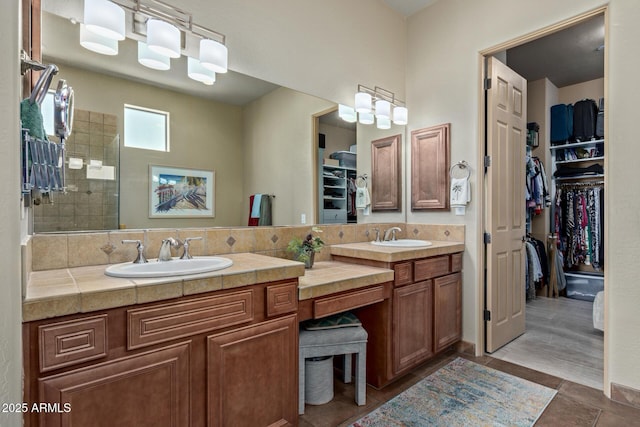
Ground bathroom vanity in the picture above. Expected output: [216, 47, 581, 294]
[22, 230, 464, 426]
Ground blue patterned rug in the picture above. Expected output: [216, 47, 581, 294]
[350, 357, 556, 427]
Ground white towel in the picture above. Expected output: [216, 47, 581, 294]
[450, 177, 470, 207]
[355, 187, 370, 209]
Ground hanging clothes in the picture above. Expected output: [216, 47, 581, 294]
[555, 184, 604, 270]
[526, 155, 550, 216]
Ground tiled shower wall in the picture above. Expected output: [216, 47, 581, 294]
[33, 109, 119, 232]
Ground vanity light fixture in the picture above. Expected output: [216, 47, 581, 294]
[359, 111, 375, 125]
[146, 19, 181, 58]
[80, 24, 119, 55]
[84, 0, 125, 41]
[138, 41, 171, 70]
[344, 84, 408, 126]
[81, 0, 228, 84]
[338, 104, 357, 123]
[187, 57, 216, 85]
[199, 39, 228, 73]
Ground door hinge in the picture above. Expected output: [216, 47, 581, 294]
[484, 77, 492, 90]
[484, 310, 491, 321]
[484, 232, 491, 244]
[484, 155, 491, 168]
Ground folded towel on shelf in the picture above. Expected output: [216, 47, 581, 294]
[251, 194, 262, 218]
[450, 177, 470, 215]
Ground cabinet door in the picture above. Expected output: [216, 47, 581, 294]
[207, 315, 297, 427]
[393, 281, 433, 374]
[371, 134, 401, 211]
[39, 342, 191, 427]
[434, 272, 462, 353]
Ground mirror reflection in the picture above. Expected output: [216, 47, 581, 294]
[37, 3, 402, 233]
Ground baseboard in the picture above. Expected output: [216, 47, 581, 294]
[455, 340, 475, 355]
[611, 382, 640, 409]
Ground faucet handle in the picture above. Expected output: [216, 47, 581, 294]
[180, 237, 203, 260]
[122, 239, 148, 264]
[370, 228, 381, 242]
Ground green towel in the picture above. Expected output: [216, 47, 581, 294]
[20, 99, 48, 141]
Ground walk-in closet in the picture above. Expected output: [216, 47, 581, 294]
[489, 13, 605, 390]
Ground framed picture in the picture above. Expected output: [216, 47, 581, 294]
[149, 165, 215, 218]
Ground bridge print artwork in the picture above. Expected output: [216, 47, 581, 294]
[149, 165, 215, 218]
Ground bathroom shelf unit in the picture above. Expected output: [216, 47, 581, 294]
[320, 164, 356, 224]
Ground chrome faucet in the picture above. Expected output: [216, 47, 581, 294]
[180, 237, 203, 260]
[158, 237, 181, 261]
[122, 240, 147, 264]
[383, 227, 402, 241]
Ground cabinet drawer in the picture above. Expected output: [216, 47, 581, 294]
[451, 252, 463, 272]
[323, 210, 347, 223]
[266, 282, 298, 317]
[314, 286, 385, 318]
[128, 290, 253, 350]
[414, 255, 450, 281]
[394, 262, 413, 286]
[39, 315, 108, 373]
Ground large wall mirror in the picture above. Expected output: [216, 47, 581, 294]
[36, 1, 405, 233]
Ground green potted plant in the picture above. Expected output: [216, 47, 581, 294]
[287, 227, 324, 268]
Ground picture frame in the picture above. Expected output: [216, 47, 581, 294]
[149, 165, 215, 218]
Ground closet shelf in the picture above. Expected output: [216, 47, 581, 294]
[323, 185, 344, 189]
[556, 156, 604, 164]
[549, 138, 604, 151]
[554, 174, 605, 181]
[323, 196, 346, 200]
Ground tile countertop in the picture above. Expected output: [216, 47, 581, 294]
[330, 240, 465, 263]
[23, 253, 306, 322]
[298, 261, 394, 300]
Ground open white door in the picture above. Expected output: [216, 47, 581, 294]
[485, 56, 527, 353]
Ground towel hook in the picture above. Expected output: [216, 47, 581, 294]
[450, 160, 470, 179]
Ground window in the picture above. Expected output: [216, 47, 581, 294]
[124, 104, 169, 151]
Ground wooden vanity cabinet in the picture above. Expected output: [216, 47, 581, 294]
[334, 251, 463, 388]
[23, 280, 299, 427]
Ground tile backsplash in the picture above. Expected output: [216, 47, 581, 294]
[29, 223, 465, 271]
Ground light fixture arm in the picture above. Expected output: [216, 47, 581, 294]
[357, 84, 406, 108]
[111, 0, 226, 44]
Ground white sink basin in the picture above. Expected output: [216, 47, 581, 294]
[105, 256, 233, 278]
[371, 239, 433, 248]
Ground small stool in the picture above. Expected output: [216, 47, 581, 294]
[298, 324, 368, 415]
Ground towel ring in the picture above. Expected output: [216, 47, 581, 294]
[356, 177, 367, 188]
[450, 161, 470, 179]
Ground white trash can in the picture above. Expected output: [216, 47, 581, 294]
[304, 356, 334, 405]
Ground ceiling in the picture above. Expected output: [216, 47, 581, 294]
[382, 0, 440, 17]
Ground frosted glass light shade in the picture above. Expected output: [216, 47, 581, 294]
[338, 104, 357, 123]
[80, 24, 118, 55]
[138, 42, 171, 70]
[392, 106, 408, 125]
[375, 100, 391, 119]
[359, 111, 374, 125]
[147, 19, 181, 58]
[84, 0, 125, 40]
[199, 39, 228, 73]
[188, 57, 216, 85]
[376, 116, 391, 129]
[355, 92, 372, 113]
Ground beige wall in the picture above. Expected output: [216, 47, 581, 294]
[558, 77, 605, 105]
[407, 0, 640, 395]
[51, 63, 245, 229]
[243, 87, 334, 225]
[319, 123, 355, 159]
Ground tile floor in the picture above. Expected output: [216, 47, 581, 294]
[298, 350, 640, 426]
[491, 296, 604, 390]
